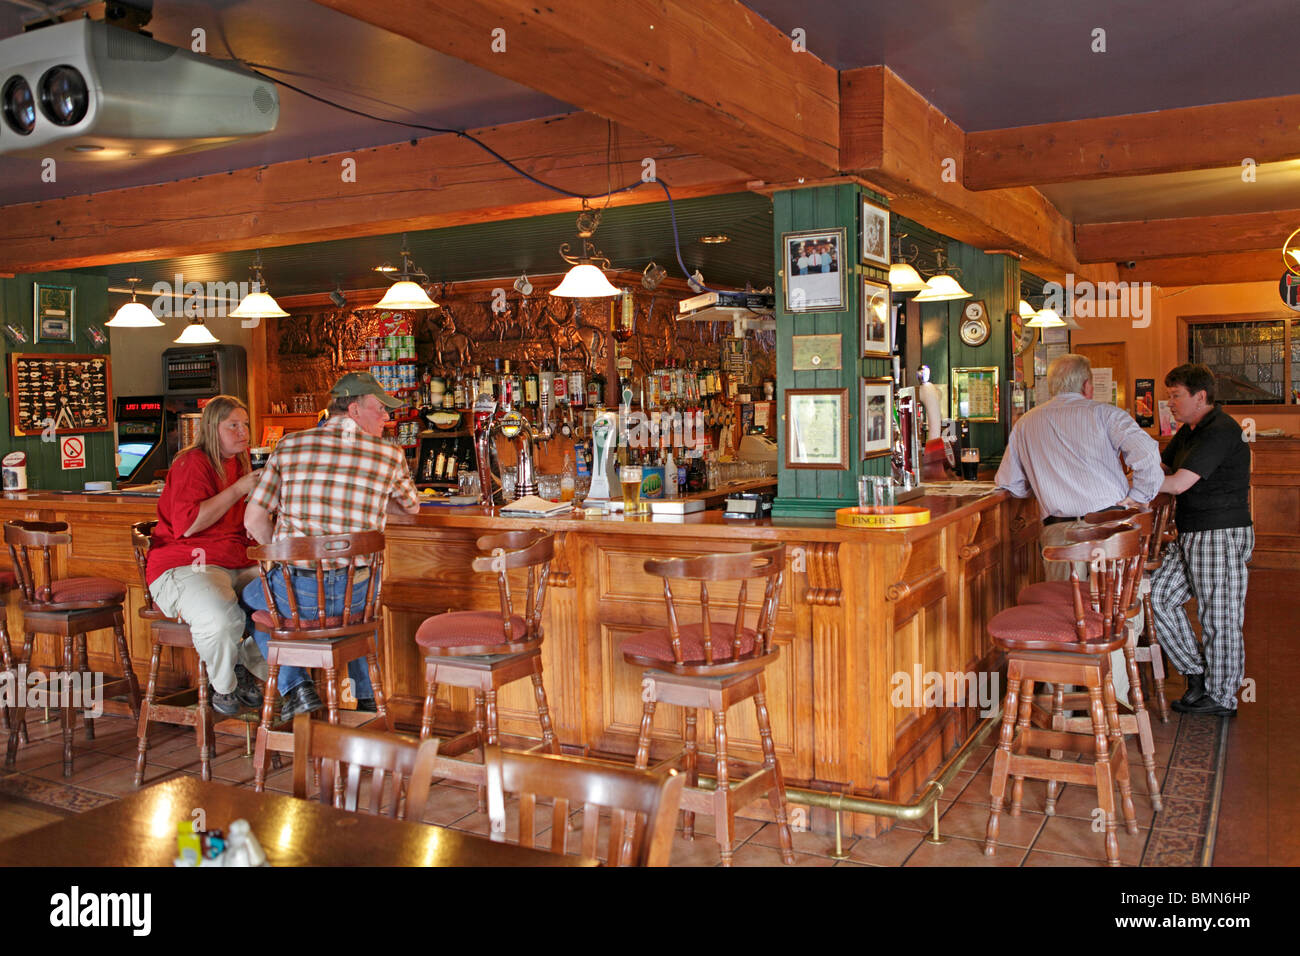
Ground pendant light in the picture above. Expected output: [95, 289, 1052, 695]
[1018, 299, 1037, 318]
[552, 201, 621, 298]
[106, 277, 164, 328]
[229, 251, 289, 320]
[174, 317, 219, 344]
[1025, 307, 1066, 328]
[912, 273, 972, 301]
[370, 235, 439, 310]
[888, 262, 927, 292]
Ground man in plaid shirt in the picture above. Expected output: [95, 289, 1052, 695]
[243, 372, 419, 721]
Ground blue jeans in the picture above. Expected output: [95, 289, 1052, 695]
[242, 568, 375, 700]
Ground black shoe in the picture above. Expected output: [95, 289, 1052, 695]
[210, 688, 241, 717]
[356, 698, 377, 713]
[234, 664, 264, 708]
[1171, 695, 1236, 717]
[1179, 673, 1206, 705]
[279, 683, 324, 723]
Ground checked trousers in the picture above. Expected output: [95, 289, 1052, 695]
[1148, 526, 1253, 711]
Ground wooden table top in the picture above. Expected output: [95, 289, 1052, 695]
[0, 777, 595, 867]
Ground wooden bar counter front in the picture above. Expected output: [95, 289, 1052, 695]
[0, 487, 1041, 836]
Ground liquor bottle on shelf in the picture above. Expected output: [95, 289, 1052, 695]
[525, 366, 539, 410]
[553, 365, 568, 406]
[587, 371, 604, 409]
[569, 369, 585, 409]
[453, 374, 466, 409]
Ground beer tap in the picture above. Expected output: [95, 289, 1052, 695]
[500, 392, 554, 500]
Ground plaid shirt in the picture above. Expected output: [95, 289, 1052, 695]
[249, 416, 419, 566]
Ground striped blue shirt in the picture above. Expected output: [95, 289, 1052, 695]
[996, 392, 1163, 518]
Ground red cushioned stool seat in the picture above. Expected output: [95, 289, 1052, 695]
[0, 569, 16, 590]
[48, 576, 126, 605]
[1016, 580, 1076, 605]
[620, 622, 758, 666]
[415, 611, 529, 653]
[252, 610, 350, 631]
[987, 602, 1116, 651]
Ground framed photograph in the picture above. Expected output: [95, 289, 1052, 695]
[783, 228, 846, 313]
[860, 198, 890, 268]
[785, 387, 849, 469]
[951, 366, 1000, 422]
[791, 333, 842, 371]
[34, 283, 75, 343]
[861, 278, 892, 356]
[860, 377, 894, 459]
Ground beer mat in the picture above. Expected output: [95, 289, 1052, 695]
[500, 494, 573, 517]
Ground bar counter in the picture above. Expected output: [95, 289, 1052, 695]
[1, 485, 1042, 835]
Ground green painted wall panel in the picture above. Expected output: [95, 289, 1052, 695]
[1, 273, 115, 490]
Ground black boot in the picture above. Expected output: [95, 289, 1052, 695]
[1178, 672, 1206, 705]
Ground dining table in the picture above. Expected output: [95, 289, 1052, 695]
[0, 777, 596, 866]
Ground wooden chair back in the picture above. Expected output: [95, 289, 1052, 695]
[1043, 527, 1142, 642]
[484, 745, 684, 866]
[247, 531, 386, 637]
[4, 519, 70, 606]
[470, 530, 555, 644]
[292, 713, 440, 819]
[642, 543, 785, 667]
[129, 520, 168, 621]
[1146, 494, 1174, 567]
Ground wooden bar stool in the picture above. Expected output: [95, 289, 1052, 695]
[129, 521, 222, 784]
[4, 519, 142, 776]
[984, 527, 1143, 866]
[415, 530, 560, 810]
[622, 542, 794, 866]
[1, 567, 23, 742]
[1017, 506, 1169, 807]
[1129, 494, 1175, 722]
[249, 531, 393, 793]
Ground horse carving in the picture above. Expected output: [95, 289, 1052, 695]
[433, 309, 472, 367]
[538, 304, 605, 373]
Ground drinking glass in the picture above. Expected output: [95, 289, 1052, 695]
[620, 465, 644, 515]
[857, 475, 873, 513]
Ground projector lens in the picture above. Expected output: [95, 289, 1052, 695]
[39, 66, 88, 127]
[2, 76, 36, 135]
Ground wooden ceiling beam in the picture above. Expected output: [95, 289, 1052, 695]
[839, 67, 1113, 285]
[965, 94, 1300, 190]
[1077, 208, 1300, 263]
[1124, 250, 1287, 287]
[0, 113, 750, 273]
[308, 0, 840, 184]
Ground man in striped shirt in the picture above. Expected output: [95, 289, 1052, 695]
[996, 353, 1163, 580]
[243, 372, 419, 721]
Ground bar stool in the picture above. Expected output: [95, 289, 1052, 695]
[984, 526, 1143, 866]
[250, 531, 393, 793]
[4, 519, 142, 776]
[415, 530, 560, 810]
[1016, 514, 1163, 809]
[129, 521, 221, 784]
[1, 567, 21, 740]
[622, 542, 794, 866]
[1128, 494, 1175, 722]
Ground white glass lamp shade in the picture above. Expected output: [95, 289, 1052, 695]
[1018, 299, 1037, 318]
[106, 300, 164, 328]
[887, 262, 928, 292]
[229, 291, 289, 319]
[552, 263, 621, 298]
[1025, 308, 1066, 328]
[912, 274, 972, 301]
[370, 281, 439, 310]
[174, 321, 220, 344]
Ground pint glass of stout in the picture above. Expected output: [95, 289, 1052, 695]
[961, 448, 980, 481]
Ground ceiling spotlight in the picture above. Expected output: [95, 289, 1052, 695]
[105, 277, 164, 328]
[329, 278, 347, 308]
[552, 201, 621, 298]
[700, 234, 730, 244]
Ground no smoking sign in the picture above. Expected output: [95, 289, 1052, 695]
[60, 436, 86, 471]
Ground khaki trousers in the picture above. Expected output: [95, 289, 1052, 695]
[149, 564, 266, 695]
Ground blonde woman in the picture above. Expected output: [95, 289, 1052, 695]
[146, 395, 264, 715]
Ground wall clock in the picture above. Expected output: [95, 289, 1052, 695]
[959, 299, 990, 347]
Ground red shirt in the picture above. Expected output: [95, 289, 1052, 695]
[146, 450, 255, 585]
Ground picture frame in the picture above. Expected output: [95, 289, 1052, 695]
[791, 333, 842, 371]
[951, 366, 1000, 422]
[33, 283, 76, 344]
[860, 198, 890, 268]
[860, 377, 894, 459]
[861, 277, 892, 356]
[785, 387, 849, 469]
[783, 228, 846, 313]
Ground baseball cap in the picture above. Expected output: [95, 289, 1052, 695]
[329, 372, 404, 409]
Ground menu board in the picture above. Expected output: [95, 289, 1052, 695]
[8, 353, 113, 436]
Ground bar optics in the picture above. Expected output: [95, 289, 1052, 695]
[105, 277, 163, 328]
[552, 201, 621, 298]
[229, 251, 289, 320]
[369, 236, 439, 310]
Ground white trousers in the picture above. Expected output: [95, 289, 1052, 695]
[149, 565, 266, 694]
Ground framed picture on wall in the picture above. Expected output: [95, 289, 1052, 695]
[861, 278, 892, 356]
[782, 228, 846, 312]
[785, 387, 849, 469]
[33, 283, 76, 343]
[861, 377, 894, 459]
[860, 198, 890, 268]
[951, 366, 1000, 422]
